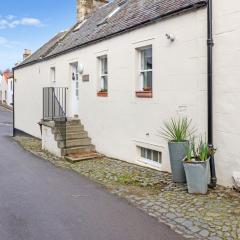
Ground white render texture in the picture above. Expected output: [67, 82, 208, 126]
[42, 125, 62, 157]
[15, 1, 240, 187]
[212, 0, 240, 187]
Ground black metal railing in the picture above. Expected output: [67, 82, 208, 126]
[43, 87, 67, 121]
[43, 87, 68, 151]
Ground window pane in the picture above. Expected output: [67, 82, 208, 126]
[141, 148, 145, 158]
[142, 71, 152, 90]
[101, 76, 108, 91]
[153, 151, 159, 162]
[159, 152, 162, 163]
[147, 149, 152, 160]
[103, 76, 108, 90]
[101, 57, 108, 75]
[141, 48, 152, 70]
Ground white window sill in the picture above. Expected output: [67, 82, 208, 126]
[137, 157, 162, 169]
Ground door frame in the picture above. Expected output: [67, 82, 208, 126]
[69, 62, 79, 117]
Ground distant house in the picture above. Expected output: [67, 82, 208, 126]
[13, 0, 240, 187]
[0, 69, 13, 107]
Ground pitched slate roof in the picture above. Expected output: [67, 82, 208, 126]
[16, 31, 68, 67]
[15, 0, 207, 69]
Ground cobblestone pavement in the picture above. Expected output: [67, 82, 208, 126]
[14, 136, 240, 240]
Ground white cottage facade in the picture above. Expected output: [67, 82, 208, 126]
[13, 0, 240, 187]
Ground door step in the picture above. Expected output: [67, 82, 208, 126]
[65, 152, 103, 163]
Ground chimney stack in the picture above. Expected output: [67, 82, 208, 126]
[76, 0, 108, 22]
[23, 49, 32, 60]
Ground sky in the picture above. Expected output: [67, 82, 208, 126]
[0, 0, 77, 71]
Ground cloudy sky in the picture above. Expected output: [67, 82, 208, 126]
[0, 0, 77, 70]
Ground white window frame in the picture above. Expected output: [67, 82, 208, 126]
[137, 146, 162, 168]
[138, 46, 152, 91]
[98, 55, 108, 92]
[50, 67, 56, 83]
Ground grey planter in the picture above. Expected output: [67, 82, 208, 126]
[183, 158, 210, 194]
[168, 141, 187, 183]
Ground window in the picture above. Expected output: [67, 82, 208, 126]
[10, 81, 13, 91]
[136, 46, 153, 98]
[97, 56, 108, 97]
[140, 147, 162, 165]
[50, 67, 56, 83]
[140, 47, 152, 90]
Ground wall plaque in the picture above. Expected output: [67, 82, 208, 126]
[82, 74, 90, 82]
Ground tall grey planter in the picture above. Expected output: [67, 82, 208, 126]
[168, 142, 187, 183]
[183, 158, 210, 194]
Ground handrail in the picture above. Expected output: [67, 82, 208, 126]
[43, 87, 67, 121]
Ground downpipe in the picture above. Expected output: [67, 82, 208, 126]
[12, 69, 16, 137]
[207, 0, 217, 188]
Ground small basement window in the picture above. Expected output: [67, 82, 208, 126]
[139, 147, 162, 166]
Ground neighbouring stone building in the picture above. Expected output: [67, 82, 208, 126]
[13, 0, 240, 187]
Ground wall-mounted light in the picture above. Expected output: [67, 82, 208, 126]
[77, 64, 84, 74]
[166, 33, 175, 42]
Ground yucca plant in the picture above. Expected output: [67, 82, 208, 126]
[161, 117, 195, 183]
[160, 117, 195, 142]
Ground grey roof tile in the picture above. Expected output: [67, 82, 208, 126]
[15, 0, 207, 69]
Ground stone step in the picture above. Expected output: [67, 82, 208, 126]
[55, 119, 81, 126]
[58, 138, 92, 148]
[65, 152, 103, 163]
[62, 145, 96, 155]
[55, 131, 88, 141]
[52, 125, 84, 134]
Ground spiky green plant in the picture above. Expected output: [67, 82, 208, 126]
[184, 137, 196, 161]
[198, 138, 210, 161]
[185, 144, 193, 161]
[160, 117, 195, 142]
[185, 137, 216, 162]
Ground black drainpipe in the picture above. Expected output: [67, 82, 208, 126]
[12, 69, 15, 137]
[207, 0, 217, 188]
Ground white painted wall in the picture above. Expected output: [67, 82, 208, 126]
[1, 75, 8, 103]
[7, 78, 13, 106]
[15, 9, 220, 184]
[42, 125, 62, 157]
[0, 74, 13, 106]
[212, 0, 240, 186]
[0, 76, 2, 101]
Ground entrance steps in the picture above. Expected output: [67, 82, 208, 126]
[41, 118, 101, 161]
